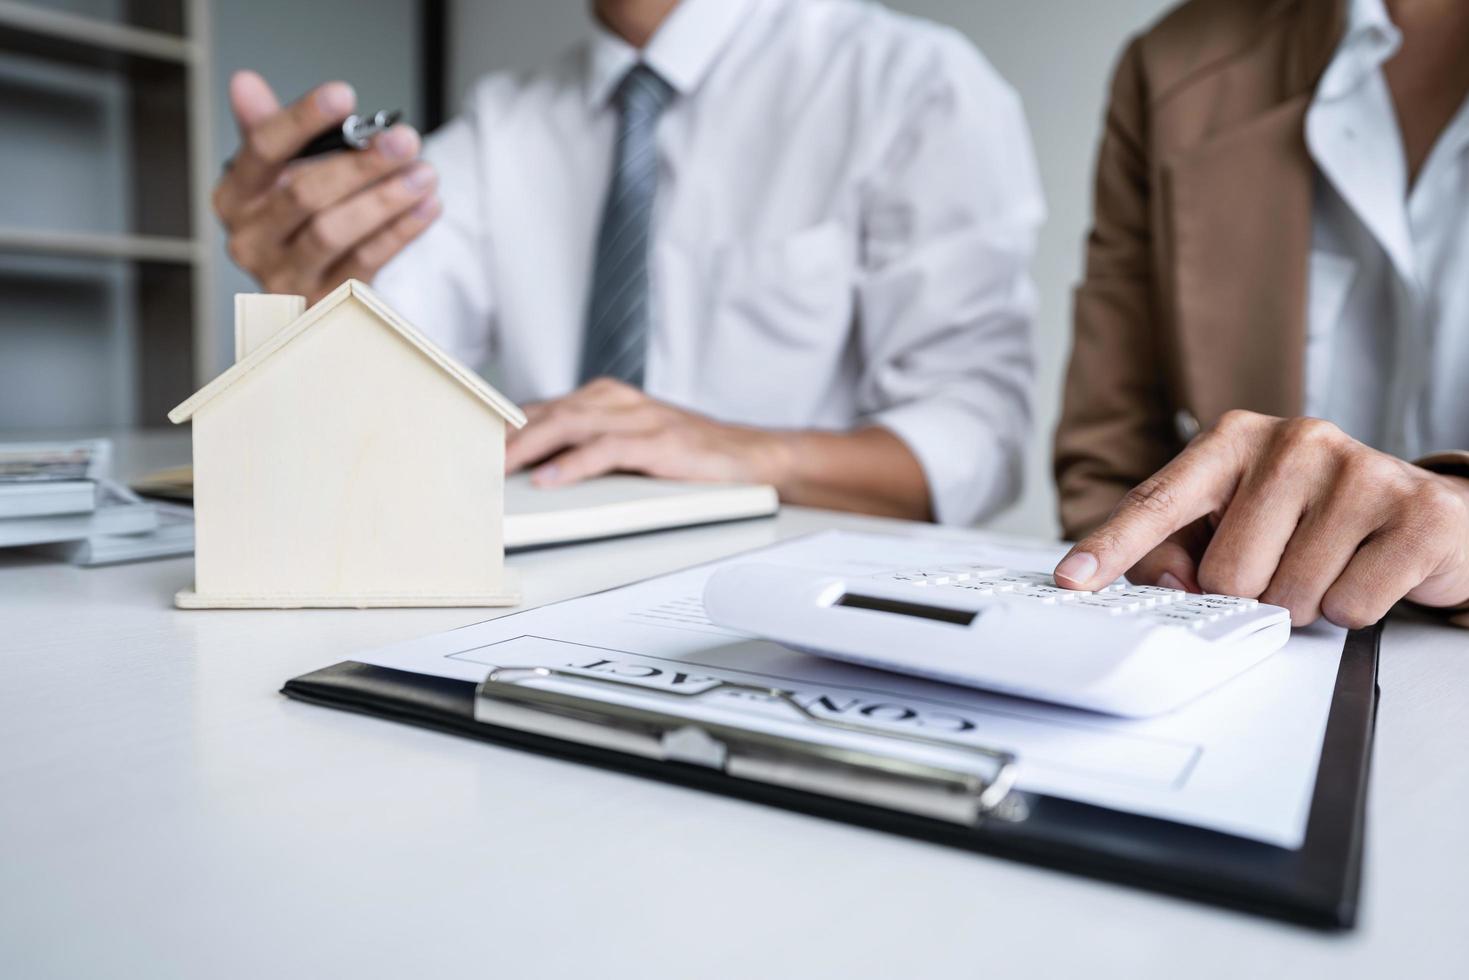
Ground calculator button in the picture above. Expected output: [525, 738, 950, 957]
[1073, 596, 1126, 615]
[1128, 586, 1185, 606]
[1015, 572, 1059, 585]
[1082, 594, 1143, 612]
[1173, 603, 1222, 623]
[1186, 597, 1239, 611]
[1148, 610, 1207, 630]
[905, 569, 949, 584]
[951, 583, 998, 596]
[880, 572, 926, 585]
[1069, 593, 1134, 608]
[934, 565, 1003, 582]
[1014, 585, 1079, 604]
[1199, 594, 1259, 609]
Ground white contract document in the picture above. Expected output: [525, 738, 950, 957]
[349, 529, 1346, 848]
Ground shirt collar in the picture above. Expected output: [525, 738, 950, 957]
[584, 0, 755, 109]
[1315, 0, 1402, 101]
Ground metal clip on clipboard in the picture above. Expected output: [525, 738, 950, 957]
[474, 667, 1024, 826]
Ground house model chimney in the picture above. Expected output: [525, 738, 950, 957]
[234, 293, 306, 361]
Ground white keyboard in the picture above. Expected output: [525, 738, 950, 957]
[702, 561, 1291, 717]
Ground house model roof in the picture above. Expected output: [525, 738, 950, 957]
[168, 279, 526, 428]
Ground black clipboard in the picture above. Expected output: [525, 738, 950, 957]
[283, 622, 1379, 930]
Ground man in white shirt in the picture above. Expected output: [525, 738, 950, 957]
[1052, 0, 1469, 628]
[213, 0, 1044, 524]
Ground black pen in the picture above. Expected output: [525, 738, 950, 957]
[296, 109, 403, 159]
[225, 109, 403, 170]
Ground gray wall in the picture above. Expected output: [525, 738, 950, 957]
[444, 0, 1175, 539]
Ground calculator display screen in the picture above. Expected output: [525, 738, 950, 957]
[834, 593, 977, 626]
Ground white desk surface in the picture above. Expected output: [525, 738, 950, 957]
[2, 430, 1466, 979]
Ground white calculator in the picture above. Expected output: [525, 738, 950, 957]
[702, 561, 1291, 717]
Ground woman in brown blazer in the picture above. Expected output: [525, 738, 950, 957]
[1051, 0, 1469, 627]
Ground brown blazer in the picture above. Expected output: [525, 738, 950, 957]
[1054, 0, 1469, 538]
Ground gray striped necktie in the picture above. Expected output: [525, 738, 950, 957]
[579, 64, 676, 387]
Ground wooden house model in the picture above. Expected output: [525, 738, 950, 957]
[168, 279, 526, 608]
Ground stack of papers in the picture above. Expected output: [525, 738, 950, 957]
[35, 501, 193, 566]
[0, 438, 193, 565]
[0, 439, 109, 521]
[0, 479, 158, 548]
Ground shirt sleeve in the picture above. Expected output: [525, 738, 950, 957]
[372, 81, 501, 373]
[855, 29, 1044, 527]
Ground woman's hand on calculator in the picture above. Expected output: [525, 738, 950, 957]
[1052, 411, 1469, 628]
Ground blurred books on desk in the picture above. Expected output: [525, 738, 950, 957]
[0, 439, 193, 565]
[0, 439, 110, 519]
[35, 502, 194, 567]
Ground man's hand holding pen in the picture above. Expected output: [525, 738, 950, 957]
[213, 71, 440, 304]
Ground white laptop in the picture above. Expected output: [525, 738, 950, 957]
[504, 473, 778, 550]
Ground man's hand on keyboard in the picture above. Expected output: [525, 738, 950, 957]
[504, 378, 790, 487]
[1052, 410, 1469, 628]
[503, 377, 934, 520]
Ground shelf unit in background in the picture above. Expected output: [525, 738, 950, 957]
[0, 0, 214, 427]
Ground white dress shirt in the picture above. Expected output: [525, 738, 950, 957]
[1304, 0, 1469, 460]
[374, 0, 1044, 525]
